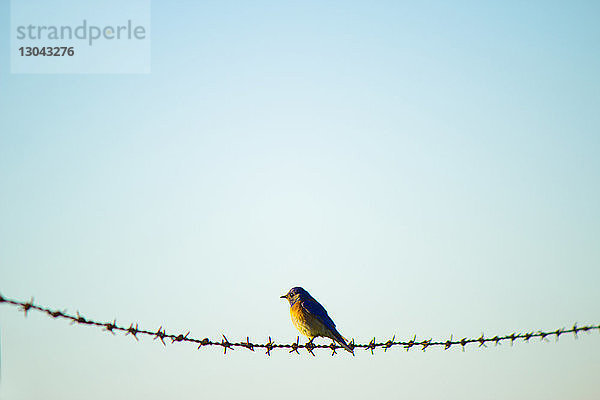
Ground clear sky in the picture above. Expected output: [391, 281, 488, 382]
[1, 1, 599, 399]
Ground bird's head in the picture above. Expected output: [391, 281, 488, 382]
[280, 286, 308, 306]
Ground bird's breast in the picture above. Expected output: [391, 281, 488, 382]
[290, 302, 330, 339]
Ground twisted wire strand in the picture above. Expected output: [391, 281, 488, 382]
[1, 292, 598, 356]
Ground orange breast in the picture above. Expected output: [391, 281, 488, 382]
[290, 302, 330, 339]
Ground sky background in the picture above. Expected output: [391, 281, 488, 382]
[1, 1, 599, 399]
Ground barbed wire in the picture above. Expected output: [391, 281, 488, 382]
[1, 292, 598, 356]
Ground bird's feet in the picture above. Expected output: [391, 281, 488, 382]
[305, 338, 316, 356]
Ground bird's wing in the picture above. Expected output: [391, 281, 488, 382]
[300, 298, 336, 330]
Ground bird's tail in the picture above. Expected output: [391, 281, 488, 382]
[330, 329, 354, 355]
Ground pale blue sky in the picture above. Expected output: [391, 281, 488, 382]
[1, 1, 599, 399]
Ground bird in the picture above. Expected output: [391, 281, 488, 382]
[280, 286, 354, 354]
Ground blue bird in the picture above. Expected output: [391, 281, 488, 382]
[281, 287, 353, 354]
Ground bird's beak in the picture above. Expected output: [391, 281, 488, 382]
[280, 294, 287, 299]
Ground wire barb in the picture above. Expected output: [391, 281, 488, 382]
[265, 337, 274, 356]
[405, 335, 416, 351]
[383, 335, 395, 352]
[104, 319, 117, 335]
[289, 336, 300, 355]
[21, 297, 34, 317]
[221, 335, 233, 354]
[154, 326, 167, 346]
[329, 341, 338, 356]
[242, 337, 255, 352]
[127, 323, 140, 341]
[444, 335, 453, 350]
